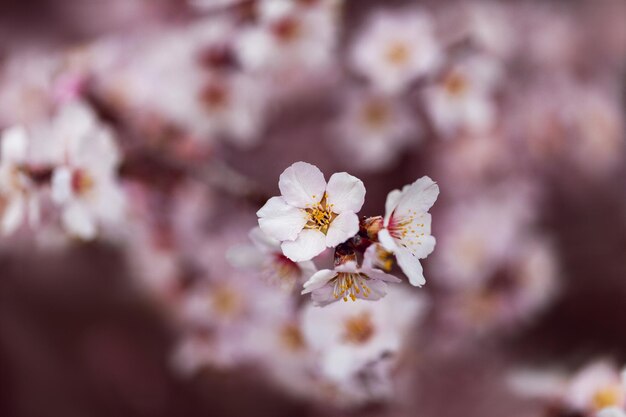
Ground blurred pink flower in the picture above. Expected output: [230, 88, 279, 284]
[350, 9, 442, 94]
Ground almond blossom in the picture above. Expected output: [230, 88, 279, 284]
[335, 89, 418, 171]
[378, 176, 439, 286]
[50, 102, 125, 240]
[424, 55, 502, 137]
[228, 226, 317, 291]
[257, 161, 366, 262]
[301, 255, 401, 306]
[350, 10, 442, 94]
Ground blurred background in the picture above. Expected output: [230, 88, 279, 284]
[0, 1, 625, 416]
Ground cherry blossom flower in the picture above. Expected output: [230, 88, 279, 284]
[236, 0, 339, 78]
[350, 9, 441, 94]
[301, 256, 401, 306]
[599, 408, 626, 417]
[334, 89, 418, 171]
[424, 55, 502, 137]
[301, 286, 428, 404]
[378, 176, 439, 286]
[0, 126, 41, 235]
[228, 226, 317, 291]
[257, 161, 366, 262]
[50, 102, 125, 240]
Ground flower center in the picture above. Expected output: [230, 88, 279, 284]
[592, 385, 624, 410]
[71, 169, 95, 196]
[280, 323, 306, 352]
[342, 312, 375, 344]
[375, 245, 394, 272]
[304, 196, 336, 234]
[200, 83, 229, 110]
[271, 17, 302, 43]
[211, 285, 242, 318]
[361, 100, 390, 130]
[332, 272, 372, 302]
[385, 41, 410, 66]
[388, 211, 426, 247]
[443, 71, 468, 96]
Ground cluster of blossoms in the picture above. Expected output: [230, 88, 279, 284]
[0, 101, 125, 241]
[255, 161, 438, 305]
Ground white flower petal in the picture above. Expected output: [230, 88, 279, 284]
[257, 196, 308, 241]
[384, 188, 403, 224]
[378, 228, 398, 252]
[1, 126, 28, 163]
[302, 269, 336, 294]
[395, 247, 426, 286]
[311, 285, 337, 307]
[226, 244, 265, 269]
[325, 172, 366, 214]
[325, 211, 359, 248]
[51, 167, 74, 204]
[394, 176, 439, 217]
[62, 202, 96, 240]
[411, 234, 436, 259]
[281, 228, 326, 262]
[1, 196, 24, 235]
[364, 268, 402, 283]
[278, 162, 326, 208]
[248, 226, 280, 253]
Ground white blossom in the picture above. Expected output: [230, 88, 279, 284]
[301, 258, 401, 306]
[378, 176, 439, 286]
[350, 10, 441, 94]
[50, 102, 125, 240]
[257, 161, 366, 262]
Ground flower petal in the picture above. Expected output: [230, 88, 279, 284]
[281, 228, 326, 262]
[248, 226, 280, 253]
[1, 126, 28, 163]
[395, 176, 439, 217]
[365, 268, 402, 283]
[1, 195, 24, 235]
[302, 269, 336, 294]
[51, 167, 74, 204]
[257, 196, 307, 241]
[325, 172, 366, 214]
[395, 247, 426, 286]
[278, 162, 326, 208]
[411, 234, 436, 259]
[383, 189, 403, 225]
[325, 211, 359, 248]
[377, 228, 398, 252]
[62, 202, 96, 240]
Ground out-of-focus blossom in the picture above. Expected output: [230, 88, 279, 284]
[301, 286, 428, 405]
[334, 89, 418, 171]
[50, 102, 125, 240]
[236, 0, 340, 81]
[350, 9, 441, 94]
[0, 126, 41, 235]
[228, 226, 317, 291]
[599, 408, 626, 417]
[424, 55, 501, 137]
[510, 361, 626, 416]
[302, 257, 401, 306]
[257, 162, 365, 262]
[378, 176, 439, 286]
[433, 189, 534, 288]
